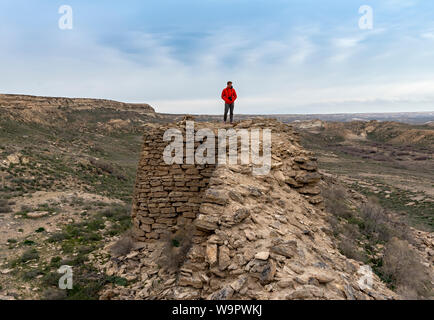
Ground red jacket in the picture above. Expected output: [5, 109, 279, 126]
[221, 87, 237, 104]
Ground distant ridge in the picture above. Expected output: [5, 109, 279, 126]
[0, 93, 155, 114]
[163, 111, 434, 125]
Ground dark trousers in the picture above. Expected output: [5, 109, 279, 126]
[224, 103, 234, 123]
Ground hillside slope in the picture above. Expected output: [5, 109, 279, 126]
[0, 94, 155, 113]
[99, 119, 397, 300]
[0, 94, 431, 300]
[293, 119, 434, 149]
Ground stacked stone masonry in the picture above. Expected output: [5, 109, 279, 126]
[131, 119, 217, 240]
[131, 118, 324, 241]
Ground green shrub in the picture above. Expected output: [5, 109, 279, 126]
[22, 239, 35, 246]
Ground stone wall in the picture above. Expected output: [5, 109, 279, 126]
[131, 119, 217, 241]
[131, 118, 324, 242]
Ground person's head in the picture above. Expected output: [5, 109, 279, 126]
[227, 81, 233, 88]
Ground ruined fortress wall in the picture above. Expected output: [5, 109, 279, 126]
[131, 119, 325, 243]
[131, 121, 217, 240]
[113, 119, 401, 300]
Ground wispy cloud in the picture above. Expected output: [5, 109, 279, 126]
[0, 0, 433, 114]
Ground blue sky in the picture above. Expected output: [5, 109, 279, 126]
[1, 0, 434, 114]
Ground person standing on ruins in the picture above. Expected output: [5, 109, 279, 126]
[221, 81, 237, 124]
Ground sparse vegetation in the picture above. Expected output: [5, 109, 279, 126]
[1, 201, 133, 300]
[321, 185, 352, 220]
[352, 182, 433, 232]
[40, 264, 127, 300]
[380, 238, 432, 299]
[322, 181, 432, 300]
[160, 225, 195, 271]
[0, 198, 12, 213]
[359, 201, 392, 243]
[110, 230, 134, 257]
[42, 288, 68, 300]
[19, 248, 39, 263]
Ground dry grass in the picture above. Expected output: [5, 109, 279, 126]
[0, 198, 12, 213]
[89, 158, 127, 181]
[338, 238, 365, 262]
[322, 184, 365, 261]
[381, 237, 432, 299]
[159, 225, 195, 271]
[322, 185, 352, 219]
[323, 185, 431, 299]
[109, 230, 134, 257]
[338, 224, 366, 261]
[359, 200, 392, 243]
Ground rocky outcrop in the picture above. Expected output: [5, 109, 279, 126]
[0, 94, 156, 128]
[130, 119, 217, 241]
[0, 94, 154, 113]
[101, 118, 397, 300]
[131, 119, 324, 241]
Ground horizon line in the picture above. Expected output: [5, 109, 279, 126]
[1, 92, 433, 116]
